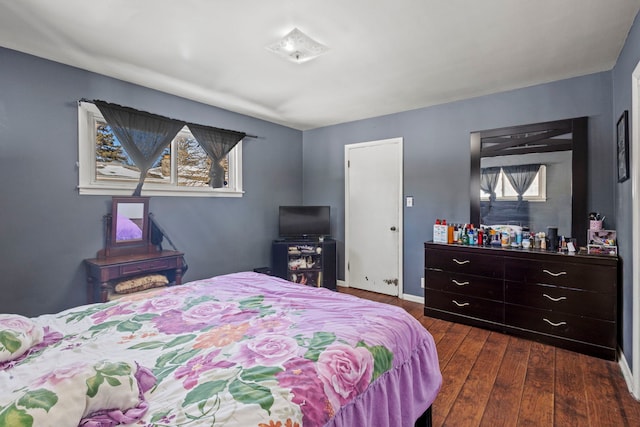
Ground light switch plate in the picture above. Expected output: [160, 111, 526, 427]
[406, 196, 414, 207]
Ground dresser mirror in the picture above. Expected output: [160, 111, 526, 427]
[470, 117, 588, 246]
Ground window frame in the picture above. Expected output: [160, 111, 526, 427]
[77, 102, 243, 197]
[480, 165, 547, 202]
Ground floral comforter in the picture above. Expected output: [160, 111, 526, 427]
[1, 272, 441, 427]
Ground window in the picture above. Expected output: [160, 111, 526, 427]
[78, 102, 243, 197]
[480, 165, 546, 201]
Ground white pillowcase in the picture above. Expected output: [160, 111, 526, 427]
[0, 313, 44, 363]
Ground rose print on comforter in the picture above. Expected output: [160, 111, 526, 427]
[0, 272, 440, 427]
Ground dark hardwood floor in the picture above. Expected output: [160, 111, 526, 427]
[339, 286, 640, 427]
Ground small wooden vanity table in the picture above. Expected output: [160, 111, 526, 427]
[84, 197, 184, 303]
[85, 250, 184, 303]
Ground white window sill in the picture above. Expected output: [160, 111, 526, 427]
[78, 185, 244, 198]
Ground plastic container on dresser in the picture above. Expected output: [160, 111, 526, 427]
[272, 239, 337, 290]
[424, 242, 619, 360]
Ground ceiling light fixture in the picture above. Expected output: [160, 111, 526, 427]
[266, 28, 329, 64]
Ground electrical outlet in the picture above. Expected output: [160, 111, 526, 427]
[421, 277, 425, 288]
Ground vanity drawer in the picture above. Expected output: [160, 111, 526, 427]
[505, 305, 615, 349]
[426, 270, 503, 301]
[426, 289, 503, 323]
[504, 258, 616, 293]
[120, 258, 173, 276]
[505, 282, 615, 321]
[426, 249, 503, 278]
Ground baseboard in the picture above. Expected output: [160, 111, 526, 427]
[619, 348, 640, 400]
[338, 280, 422, 303]
[402, 293, 423, 304]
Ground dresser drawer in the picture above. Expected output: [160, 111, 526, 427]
[426, 270, 503, 301]
[505, 282, 615, 321]
[504, 258, 616, 293]
[426, 290, 503, 323]
[505, 305, 615, 349]
[120, 258, 173, 276]
[426, 249, 503, 278]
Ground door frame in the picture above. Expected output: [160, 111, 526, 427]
[344, 137, 404, 297]
[628, 61, 640, 399]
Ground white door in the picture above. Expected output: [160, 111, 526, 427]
[345, 138, 402, 296]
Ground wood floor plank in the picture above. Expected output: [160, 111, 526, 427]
[607, 362, 640, 425]
[582, 353, 627, 426]
[444, 331, 509, 426]
[516, 342, 555, 426]
[419, 316, 453, 346]
[479, 335, 531, 427]
[436, 327, 490, 426]
[434, 321, 472, 369]
[554, 348, 589, 426]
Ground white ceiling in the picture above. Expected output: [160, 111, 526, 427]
[1, 0, 639, 130]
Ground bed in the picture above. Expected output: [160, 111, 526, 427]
[0, 272, 441, 427]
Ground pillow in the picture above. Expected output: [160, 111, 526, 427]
[114, 274, 169, 294]
[0, 314, 44, 363]
[0, 361, 155, 427]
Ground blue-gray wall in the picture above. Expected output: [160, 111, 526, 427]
[303, 72, 614, 298]
[612, 12, 640, 371]
[0, 47, 303, 317]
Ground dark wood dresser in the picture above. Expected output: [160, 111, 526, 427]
[424, 242, 619, 360]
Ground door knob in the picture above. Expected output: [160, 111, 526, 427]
[390, 226, 397, 231]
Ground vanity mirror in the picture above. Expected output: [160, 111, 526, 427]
[98, 196, 155, 258]
[470, 117, 588, 246]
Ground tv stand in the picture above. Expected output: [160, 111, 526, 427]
[271, 238, 336, 290]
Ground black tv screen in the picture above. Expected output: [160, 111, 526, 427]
[279, 206, 330, 238]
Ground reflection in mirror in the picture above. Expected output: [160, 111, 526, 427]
[115, 202, 144, 242]
[470, 117, 588, 246]
[480, 151, 572, 236]
[110, 196, 150, 249]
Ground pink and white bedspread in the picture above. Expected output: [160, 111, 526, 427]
[0, 272, 441, 427]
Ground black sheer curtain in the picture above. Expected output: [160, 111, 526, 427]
[94, 101, 186, 196]
[188, 124, 246, 188]
[503, 164, 541, 201]
[480, 167, 501, 203]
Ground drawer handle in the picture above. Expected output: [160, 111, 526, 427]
[452, 280, 470, 286]
[543, 318, 567, 327]
[429, 268, 444, 272]
[452, 300, 470, 307]
[453, 259, 470, 265]
[543, 293, 567, 302]
[542, 269, 567, 277]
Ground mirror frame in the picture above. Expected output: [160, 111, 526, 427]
[470, 117, 588, 246]
[111, 196, 150, 247]
[100, 196, 155, 258]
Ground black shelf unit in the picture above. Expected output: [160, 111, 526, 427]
[272, 238, 337, 290]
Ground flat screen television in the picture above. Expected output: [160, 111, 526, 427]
[279, 206, 330, 239]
